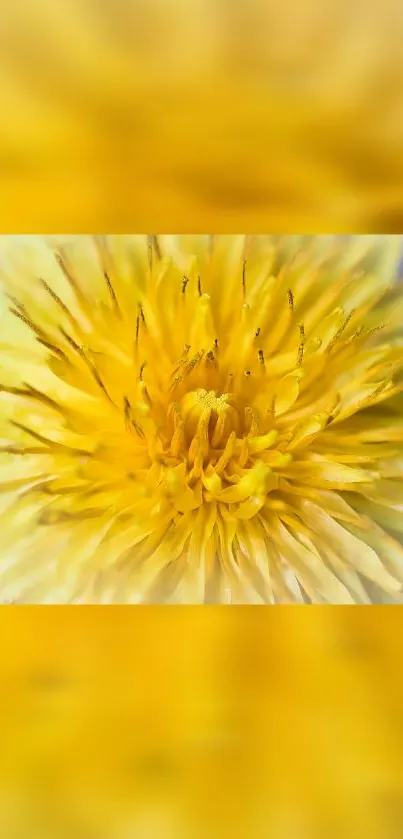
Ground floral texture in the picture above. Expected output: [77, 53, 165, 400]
[0, 235, 403, 603]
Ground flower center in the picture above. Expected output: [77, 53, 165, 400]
[184, 388, 229, 414]
[180, 388, 234, 444]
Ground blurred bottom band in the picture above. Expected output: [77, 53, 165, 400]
[0, 607, 402, 839]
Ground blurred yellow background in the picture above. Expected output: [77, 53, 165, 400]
[1, 3, 403, 836]
[0, 0, 403, 230]
[0, 608, 403, 838]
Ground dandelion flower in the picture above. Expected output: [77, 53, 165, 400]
[1, 235, 403, 603]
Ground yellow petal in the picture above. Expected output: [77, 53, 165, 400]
[247, 429, 278, 454]
[274, 375, 300, 416]
[165, 464, 203, 513]
[287, 413, 329, 450]
[271, 519, 355, 604]
[216, 462, 273, 503]
[285, 459, 377, 486]
[300, 500, 401, 593]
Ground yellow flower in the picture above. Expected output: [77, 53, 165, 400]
[0, 234, 403, 603]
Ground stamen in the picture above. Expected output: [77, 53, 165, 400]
[132, 421, 146, 439]
[225, 371, 234, 392]
[327, 309, 355, 352]
[59, 333, 114, 404]
[197, 275, 202, 296]
[172, 345, 191, 377]
[139, 380, 152, 406]
[55, 251, 86, 304]
[40, 278, 79, 329]
[287, 289, 294, 312]
[297, 323, 305, 367]
[182, 276, 189, 294]
[104, 271, 120, 313]
[10, 420, 91, 456]
[123, 396, 131, 426]
[267, 397, 275, 416]
[242, 259, 247, 298]
[185, 350, 205, 374]
[0, 383, 31, 398]
[147, 236, 153, 272]
[169, 374, 183, 392]
[258, 349, 265, 366]
[366, 380, 391, 404]
[362, 323, 387, 341]
[22, 384, 62, 412]
[245, 407, 259, 436]
[0, 445, 45, 456]
[5, 292, 22, 309]
[326, 393, 342, 423]
[255, 327, 261, 338]
[36, 337, 68, 360]
[88, 364, 114, 404]
[342, 325, 365, 348]
[59, 327, 83, 356]
[151, 235, 161, 261]
[9, 304, 46, 340]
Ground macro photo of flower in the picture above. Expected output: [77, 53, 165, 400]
[0, 234, 403, 604]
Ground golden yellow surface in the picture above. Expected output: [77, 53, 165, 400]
[0, 1, 402, 230]
[0, 607, 402, 838]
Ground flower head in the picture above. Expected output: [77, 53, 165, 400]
[1, 235, 403, 603]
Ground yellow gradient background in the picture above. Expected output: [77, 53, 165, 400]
[1, 2, 403, 837]
[0, 0, 402, 231]
[0, 608, 402, 838]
